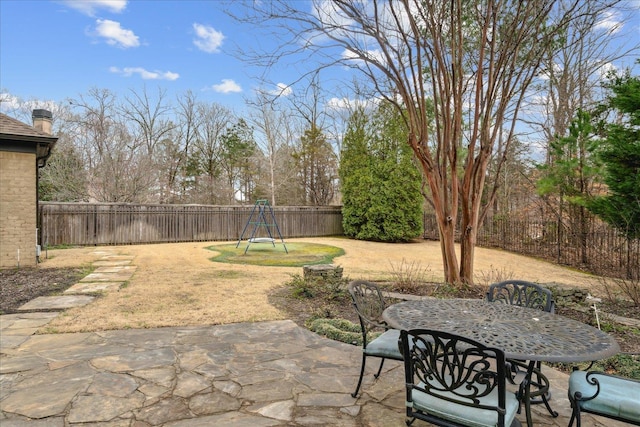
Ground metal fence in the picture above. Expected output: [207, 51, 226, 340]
[423, 214, 640, 280]
[40, 202, 343, 246]
[40, 203, 638, 280]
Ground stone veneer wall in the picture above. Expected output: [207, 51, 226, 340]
[0, 151, 37, 268]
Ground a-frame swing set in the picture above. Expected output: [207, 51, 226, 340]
[236, 200, 288, 254]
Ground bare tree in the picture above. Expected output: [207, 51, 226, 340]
[161, 91, 201, 203]
[120, 86, 176, 202]
[69, 88, 153, 202]
[189, 102, 234, 204]
[247, 89, 301, 205]
[289, 74, 339, 205]
[248, 91, 284, 206]
[235, 0, 619, 284]
[525, 0, 637, 158]
[120, 86, 175, 156]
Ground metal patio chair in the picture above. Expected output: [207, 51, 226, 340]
[486, 280, 555, 313]
[401, 328, 521, 427]
[348, 280, 403, 398]
[486, 280, 556, 416]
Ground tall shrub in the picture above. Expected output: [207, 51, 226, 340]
[340, 104, 423, 242]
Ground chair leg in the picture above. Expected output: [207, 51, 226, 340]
[539, 389, 558, 418]
[374, 357, 386, 378]
[568, 403, 581, 427]
[352, 353, 367, 397]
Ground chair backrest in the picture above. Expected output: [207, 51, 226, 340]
[347, 280, 388, 335]
[487, 279, 555, 313]
[401, 329, 509, 426]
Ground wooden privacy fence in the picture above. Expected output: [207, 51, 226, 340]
[40, 203, 343, 246]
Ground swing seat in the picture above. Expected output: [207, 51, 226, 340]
[248, 237, 276, 243]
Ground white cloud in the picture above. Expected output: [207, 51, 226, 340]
[61, 0, 127, 16]
[326, 96, 378, 112]
[0, 92, 59, 116]
[594, 10, 623, 34]
[598, 62, 619, 79]
[271, 83, 293, 97]
[211, 79, 242, 94]
[0, 92, 21, 112]
[193, 23, 224, 53]
[110, 66, 179, 80]
[95, 19, 140, 48]
[342, 48, 385, 64]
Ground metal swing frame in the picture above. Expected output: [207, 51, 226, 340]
[236, 200, 288, 254]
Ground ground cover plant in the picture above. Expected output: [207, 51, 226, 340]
[206, 242, 344, 267]
[267, 271, 640, 380]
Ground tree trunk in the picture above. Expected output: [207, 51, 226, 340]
[416, 144, 460, 284]
[459, 219, 478, 286]
[435, 212, 460, 285]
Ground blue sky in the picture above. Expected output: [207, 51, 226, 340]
[0, 0, 313, 114]
[1, 0, 639, 119]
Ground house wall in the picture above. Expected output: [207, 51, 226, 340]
[0, 150, 37, 268]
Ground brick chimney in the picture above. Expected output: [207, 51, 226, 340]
[32, 109, 53, 135]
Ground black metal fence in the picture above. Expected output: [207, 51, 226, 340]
[423, 214, 640, 280]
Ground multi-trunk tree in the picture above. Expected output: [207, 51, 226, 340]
[238, 0, 617, 284]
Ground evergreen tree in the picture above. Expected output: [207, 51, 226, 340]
[340, 104, 423, 242]
[340, 108, 372, 237]
[588, 68, 640, 242]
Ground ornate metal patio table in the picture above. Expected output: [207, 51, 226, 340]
[382, 298, 620, 427]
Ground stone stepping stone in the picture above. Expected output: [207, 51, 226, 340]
[64, 282, 123, 295]
[99, 255, 135, 261]
[92, 260, 132, 267]
[91, 250, 117, 256]
[93, 266, 137, 274]
[80, 272, 133, 282]
[17, 295, 95, 312]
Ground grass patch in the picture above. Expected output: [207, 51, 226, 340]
[206, 242, 345, 267]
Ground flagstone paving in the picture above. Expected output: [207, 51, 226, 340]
[0, 250, 630, 426]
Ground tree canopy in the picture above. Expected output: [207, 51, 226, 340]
[236, 0, 619, 284]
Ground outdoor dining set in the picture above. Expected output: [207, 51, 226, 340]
[347, 279, 640, 427]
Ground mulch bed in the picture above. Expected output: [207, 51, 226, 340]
[0, 267, 85, 314]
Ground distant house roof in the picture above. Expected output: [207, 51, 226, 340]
[0, 113, 58, 166]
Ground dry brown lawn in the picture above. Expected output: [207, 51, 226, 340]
[40, 237, 603, 333]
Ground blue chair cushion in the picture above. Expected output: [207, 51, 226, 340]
[569, 370, 640, 422]
[410, 381, 520, 427]
[364, 329, 402, 359]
